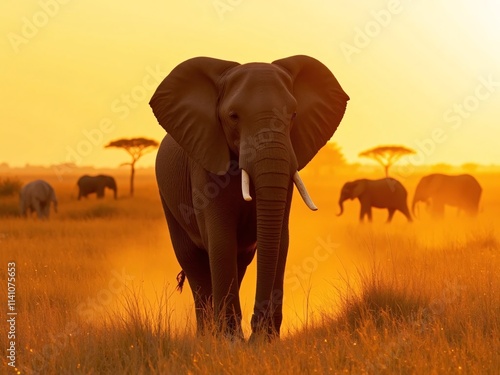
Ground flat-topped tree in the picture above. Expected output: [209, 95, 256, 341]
[105, 138, 159, 197]
[359, 145, 415, 177]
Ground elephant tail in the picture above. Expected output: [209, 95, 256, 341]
[176, 270, 186, 293]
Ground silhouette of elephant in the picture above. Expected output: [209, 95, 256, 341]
[150, 55, 349, 341]
[77, 175, 117, 200]
[19, 180, 58, 219]
[337, 178, 412, 222]
[412, 173, 482, 218]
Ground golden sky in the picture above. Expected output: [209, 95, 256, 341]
[1, 1, 499, 169]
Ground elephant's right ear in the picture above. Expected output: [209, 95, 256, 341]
[150, 57, 240, 175]
[352, 180, 366, 198]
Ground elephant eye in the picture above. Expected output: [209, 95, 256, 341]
[228, 111, 239, 124]
[291, 112, 297, 121]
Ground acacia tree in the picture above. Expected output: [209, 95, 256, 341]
[359, 145, 415, 177]
[105, 138, 159, 197]
[307, 142, 348, 177]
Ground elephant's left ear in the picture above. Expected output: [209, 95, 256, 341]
[272, 55, 349, 170]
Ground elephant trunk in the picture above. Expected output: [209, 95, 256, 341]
[240, 133, 294, 338]
[337, 198, 345, 216]
[411, 197, 418, 217]
[113, 187, 117, 200]
[252, 165, 289, 337]
[412, 190, 423, 217]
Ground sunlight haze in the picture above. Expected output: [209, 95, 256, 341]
[1, 1, 499, 169]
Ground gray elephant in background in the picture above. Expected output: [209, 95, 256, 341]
[412, 173, 482, 218]
[77, 175, 117, 200]
[19, 180, 58, 219]
[337, 178, 412, 222]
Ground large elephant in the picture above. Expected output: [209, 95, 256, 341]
[337, 178, 412, 223]
[77, 175, 117, 200]
[412, 173, 482, 218]
[150, 56, 349, 340]
[19, 180, 58, 219]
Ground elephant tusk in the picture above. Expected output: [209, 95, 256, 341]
[241, 169, 253, 202]
[293, 171, 318, 211]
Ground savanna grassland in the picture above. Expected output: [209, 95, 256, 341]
[1, 170, 499, 374]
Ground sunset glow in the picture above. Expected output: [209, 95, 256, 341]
[1, 1, 499, 169]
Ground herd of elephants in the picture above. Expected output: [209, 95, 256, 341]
[19, 173, 482, 222]
[16, 55, 485, 341]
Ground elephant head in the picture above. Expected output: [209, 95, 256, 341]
[337, 180, 366, 216]
[150, 56, 349, 337]
[412, 176, 433, 217]
[101, 175, 117, 199]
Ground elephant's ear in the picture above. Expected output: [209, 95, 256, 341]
[150, 57, 240, 175]
[352, 180, 366, 198]
[272, 55, 349, 170]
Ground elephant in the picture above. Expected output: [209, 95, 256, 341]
[150, 55, 349, 341]
[77, 175, 117, 200]
[337, 178, 412, 223]
[412, 173, 482, 218]
[19, 180, 58, 219]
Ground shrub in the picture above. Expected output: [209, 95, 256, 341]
[63, 203, 121, 220]
[0, 177, 22, 197]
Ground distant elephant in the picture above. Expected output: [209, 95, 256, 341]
[150, 56, 349, 340]
[412, 174, 482, 218]
[19, 180, 58, 219]
[77, 175, 117, 200]
[337, 178, 412, 223]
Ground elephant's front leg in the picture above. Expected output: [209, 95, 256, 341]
[208, 231, 244, 339]
[32, 200, 44, 219]
[359, 202, 370, 222]
[387, 208, 396, 223]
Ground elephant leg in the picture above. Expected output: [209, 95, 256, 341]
[359, 201, 372, 222]
[387, 208, 396, 223]
[366, 207, 373, 222]
[32, 200, 43, 219]
[41, 202, 50, 219]
[399, 205, 413, 222]
[359, 207, 366, 222]
[208, 236, 242, 339]
[162, 201, 213, 334]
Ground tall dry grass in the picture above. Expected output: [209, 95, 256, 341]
[0, 171, 499, 374]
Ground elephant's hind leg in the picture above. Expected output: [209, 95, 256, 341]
[162, 201, 213, 334]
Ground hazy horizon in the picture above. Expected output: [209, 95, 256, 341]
[1, 1, 499, 167]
